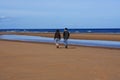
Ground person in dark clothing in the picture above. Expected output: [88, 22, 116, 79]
[54, 29, 61, 48]
[63, 28, 70, 48]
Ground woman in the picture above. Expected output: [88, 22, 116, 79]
[54, 29, 61, 48]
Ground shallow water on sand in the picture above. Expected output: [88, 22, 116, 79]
[0, 35, 120, 48]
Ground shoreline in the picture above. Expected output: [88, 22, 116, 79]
[0, 32, 120, 41]
[0, 39, 120, 50]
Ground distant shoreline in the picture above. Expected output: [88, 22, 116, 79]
[0, 28, 120, 33]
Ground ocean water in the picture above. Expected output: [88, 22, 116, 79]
[0, 28, 120, 33]
[0, 35, 120, 49]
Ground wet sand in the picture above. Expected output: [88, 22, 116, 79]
[0, 40, 120, 80]
[0, 32, 120, 41]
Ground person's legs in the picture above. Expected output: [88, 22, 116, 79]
[55, 38, 60, 48]
[64, 39, 68, 48]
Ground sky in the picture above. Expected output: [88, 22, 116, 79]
[0, 0, 120, 29]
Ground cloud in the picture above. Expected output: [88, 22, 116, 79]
[0, 16, 10, 20]
[1, 16, 5, 18]
[0, 16, 11, 23]
[0, 16, 6, 19]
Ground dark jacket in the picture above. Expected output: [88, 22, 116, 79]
[54, 32, 61, 39]
[63, 30, 70, 39]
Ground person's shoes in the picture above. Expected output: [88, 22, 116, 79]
[65, 46, 68, 48]
[56, 46, 59, 48]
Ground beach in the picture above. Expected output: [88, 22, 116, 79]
[0, 33, 120, 80]
[1, 0, 120, 79]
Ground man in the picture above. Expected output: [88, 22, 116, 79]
[63, 28, 70, 48]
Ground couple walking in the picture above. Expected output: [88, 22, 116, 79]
[54, 28, 70, 48]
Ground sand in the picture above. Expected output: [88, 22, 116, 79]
[0, 40, 120, 80]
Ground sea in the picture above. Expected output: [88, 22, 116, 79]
[0, 28, 120, 33]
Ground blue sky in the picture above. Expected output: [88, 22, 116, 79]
[0, 0, 120, 29]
